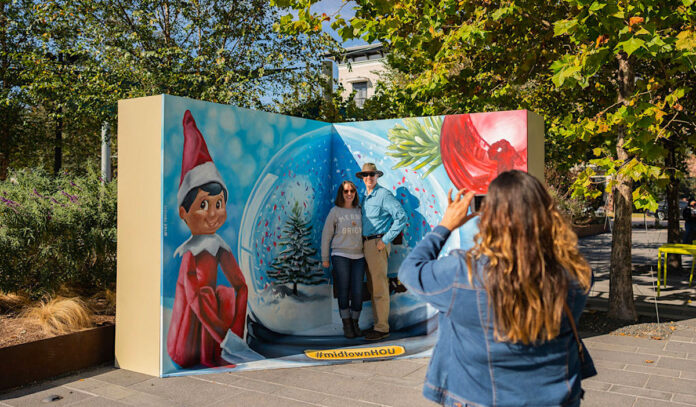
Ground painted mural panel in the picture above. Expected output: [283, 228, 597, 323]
[161, 96, 332, 375]
[159, 95, 532, 376]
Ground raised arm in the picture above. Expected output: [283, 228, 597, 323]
[398, 226, 465, 312]
[398, 189, 477, 313]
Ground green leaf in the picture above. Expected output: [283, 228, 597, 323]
[665, 88, 686, 107]
[676, 30, 696, 51]
[616, 37, 645, 56]
[554, 19, 578, 37]
[584, 49, 610, 76]
[589, 1, 606, 12]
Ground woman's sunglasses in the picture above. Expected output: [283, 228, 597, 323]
[343, 188, 356, 194]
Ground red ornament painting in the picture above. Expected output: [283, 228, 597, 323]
[441, 111, 527, 194]
[387, 110, 528, 195]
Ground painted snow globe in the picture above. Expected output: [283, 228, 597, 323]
[237, 121, 460, 357]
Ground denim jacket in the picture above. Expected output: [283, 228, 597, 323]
[398, 225, 591, 407]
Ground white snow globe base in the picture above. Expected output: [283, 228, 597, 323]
[245, 283, 439, 359]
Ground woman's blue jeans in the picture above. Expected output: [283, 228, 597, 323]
[331, 255, 366, 319]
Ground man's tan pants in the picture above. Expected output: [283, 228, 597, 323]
[364, 239, 390, 333]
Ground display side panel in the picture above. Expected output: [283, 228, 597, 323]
[527, 111, 545, 184]
[116, 95, 163, 376]
[160, 95, 332, 375]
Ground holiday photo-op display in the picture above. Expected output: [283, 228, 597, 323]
[116, 94, 543, 377]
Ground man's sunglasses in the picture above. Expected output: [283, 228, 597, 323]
[363, 172, 377, 177]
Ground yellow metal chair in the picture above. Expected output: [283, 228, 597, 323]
[656, 243, 696, 297]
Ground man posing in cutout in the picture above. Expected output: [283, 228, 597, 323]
[357, 163, 407, 341]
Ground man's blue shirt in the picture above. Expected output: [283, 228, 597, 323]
[361, 184, 407, 244]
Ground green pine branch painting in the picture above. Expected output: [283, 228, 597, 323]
[386, 116, 443, 178]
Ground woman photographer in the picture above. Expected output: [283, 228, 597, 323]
[399, 170, 594, 406]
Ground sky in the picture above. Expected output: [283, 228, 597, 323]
[308, 0, 368, 47]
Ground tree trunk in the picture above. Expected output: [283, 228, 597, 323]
[293, 282, 298, 296]
[0, 1, 10, 180]
[608, 53, 637, 320]
[609, 166, 637, 320]
[54, 110, 63, 175]
[0, 151, 8, 180]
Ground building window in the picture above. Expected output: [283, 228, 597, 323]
[352, 81, 368, 107]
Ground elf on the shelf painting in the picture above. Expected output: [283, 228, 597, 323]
[167, 110, 248, 368]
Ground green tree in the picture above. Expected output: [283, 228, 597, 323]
[551, 0, 696, 319]
[0, 0, 36, 179]
[272, 0, 593, 166]
[6, 0, 337, 174]
[273, 0, 696, 320]
[79, 0, 337, 108]
[267, 202, 325, 296]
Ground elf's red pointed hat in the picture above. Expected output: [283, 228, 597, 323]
[177, 110, 227, 207]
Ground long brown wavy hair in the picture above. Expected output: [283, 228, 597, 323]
[466, 170, 592, 344]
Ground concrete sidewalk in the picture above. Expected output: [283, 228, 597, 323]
[3, 323, 696, 407]
[580, 318, 696, 407]
[579, 227, 696, 319]
[2, 227, 696, 406]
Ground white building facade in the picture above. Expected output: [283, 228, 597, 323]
[333, 44, 387, 107]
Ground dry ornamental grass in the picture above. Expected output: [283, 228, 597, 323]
[20, 297, 94, 335]
[0, 291, 115, 348]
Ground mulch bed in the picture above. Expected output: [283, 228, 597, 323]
[0, 296, 115, 349]
[0, 314, 114, 349]
[579, 309, 678, 339]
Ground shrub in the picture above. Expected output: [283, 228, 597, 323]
[545, 164, 604, 225]
[0, 169, 116, 298]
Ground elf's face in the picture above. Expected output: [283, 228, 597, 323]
[179, 189, 227, 235]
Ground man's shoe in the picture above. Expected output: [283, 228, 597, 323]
[365, 330, 389, 341]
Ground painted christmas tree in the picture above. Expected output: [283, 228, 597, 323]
[267, 201, 325, 296]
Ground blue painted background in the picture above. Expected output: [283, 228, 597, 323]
[159, 96, 480, 376]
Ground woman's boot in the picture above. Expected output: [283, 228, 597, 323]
[351, 318, 362, 337]
[342, 318, 356, 338]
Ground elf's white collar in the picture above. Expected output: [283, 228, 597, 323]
[174, 234, 232, 258]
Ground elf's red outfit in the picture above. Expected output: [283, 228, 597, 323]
[167, 110, 247, 368]
[168, 235, 247, 367]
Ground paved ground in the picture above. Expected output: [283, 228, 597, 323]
[2, 225, 696, 406]
[580, 223, 696, 318]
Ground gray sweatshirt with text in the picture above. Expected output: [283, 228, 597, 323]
[321, 206, 363, 261]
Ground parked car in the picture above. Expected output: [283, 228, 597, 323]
[648, 200, 688, 221]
